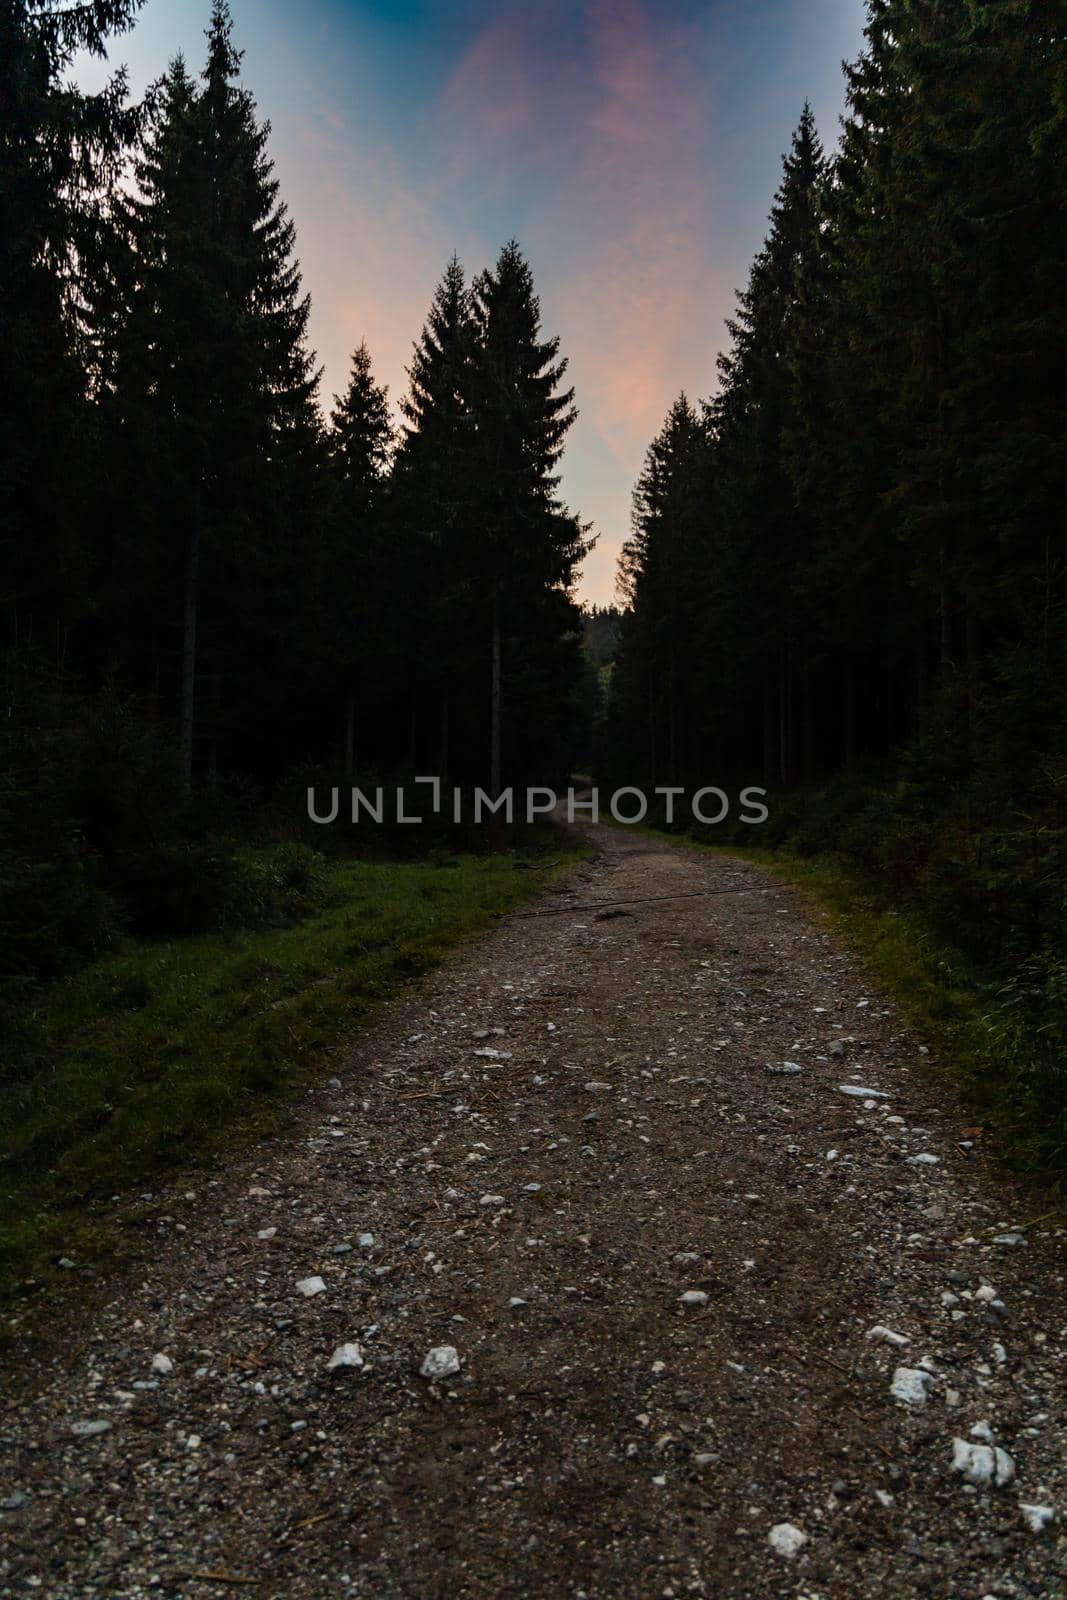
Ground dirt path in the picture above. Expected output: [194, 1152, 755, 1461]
[2, 823, 1065, 1599]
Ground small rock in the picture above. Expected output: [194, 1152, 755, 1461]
[679, 1290, 709, 1308]
[257, 1227, 277, 1241]
[1, 1490, 28, 1511]
[839, 1084, 887, 1099]
[296, 1276, 327, 1297]
[326, 1342, 364, 1374]
[1019, 1502, 1055, 1533]
[768, 1061, 802, 1075]
[908, 1153, 940, 1166]
[767, 1522, 807, 1558]
[890, 1367, 934, 1406]
[358, 1233, 375, 1249]
[867, 1325, 910, 1347]
[150, 1353, 173, 1376]
[950, 1437, 1015, 1487]
[420, 1345, 461, 1380]
[480, 1194, 505, 1206]
[70, 1420, 112, 1439]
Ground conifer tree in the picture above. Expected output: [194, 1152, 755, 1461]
[468, 241, 588, 788]
[616, 394, 709, 784]
[393, 254, 481, 777]
[107, 1, 322, 783]
[326, 342, 394, 775]
[1, 0, 143, 652]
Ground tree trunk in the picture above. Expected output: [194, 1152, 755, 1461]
[490, 585, 502, 794]
[802, 645, 814, 784]
[939, 545, 952, 671]
[439, 693, 449, 785]
[844, 660, 856, 771]
[179, 496, 201, 793]
[762, 675, 776, 787]
[778, 638, 790, 788]
[344, 694, 355, 781]
[965, 600, 979, 753]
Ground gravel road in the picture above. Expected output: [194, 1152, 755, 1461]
[1, 822, 1065, 1599]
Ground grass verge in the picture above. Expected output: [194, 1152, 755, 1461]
[643, 825, 1066, 1193]
[0, 831, 589, 1303]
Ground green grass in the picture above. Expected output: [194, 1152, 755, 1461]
[0, 833, 588, 1302]
[640, 823, 1067, 1193]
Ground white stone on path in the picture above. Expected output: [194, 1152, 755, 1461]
[420, 1345, 461, 1380]
[890, 1367, 935, 1406]
[326, 1342, 364, 1374]
[296, 1275, 327, 1297]
[680, 1290, 709, 1308]
[839, 1084, 887, 1099]
[1019, 1503, 1055, 1533]
[70, 1420, 112, 1438]
[150, 1352, 173, 1375]
[767, 1523, 807, 1558]
[866, 1325, 910, 1347]
[950, 1437, 1015, 1486]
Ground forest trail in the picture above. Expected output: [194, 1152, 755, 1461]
[2, 823, 1065, 1599]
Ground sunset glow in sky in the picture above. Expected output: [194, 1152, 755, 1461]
[81, 0, 867, 603]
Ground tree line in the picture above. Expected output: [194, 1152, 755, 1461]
[612, 3, 1065, 802]
[2, 0, 589, 981]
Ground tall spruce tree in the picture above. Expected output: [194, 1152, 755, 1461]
[710, 106, 829, 783]
[107, 2, 322, 783]
[1, 0, 143, 655]
[468, 242, 589, 789]
[616, 394, 709, 785]
[326, 341, 394, 776]
[394, 255, 480, 777]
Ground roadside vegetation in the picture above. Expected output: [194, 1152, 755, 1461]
[0, 828, 587, 1303]
[648, 788, 1067, 1194]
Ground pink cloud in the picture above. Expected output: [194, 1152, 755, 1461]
[287, 0, 729, 604]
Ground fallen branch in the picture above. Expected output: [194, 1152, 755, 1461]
[175, 1573, 259, 1588]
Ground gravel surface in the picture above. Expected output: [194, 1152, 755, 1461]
[1, 822, 1065, 1598]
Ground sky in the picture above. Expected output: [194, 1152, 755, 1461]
[78, 0, 867, 605]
